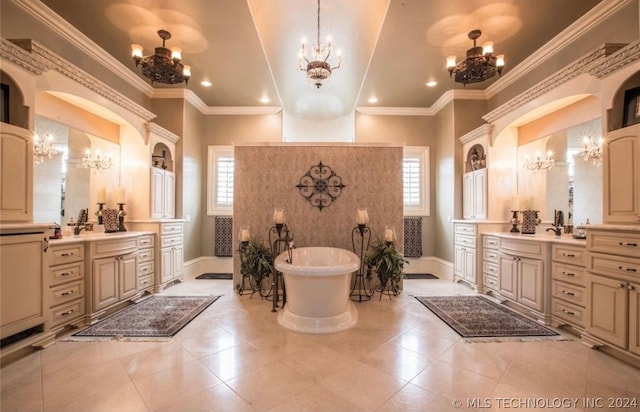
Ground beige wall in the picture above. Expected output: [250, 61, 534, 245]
[233, 144, 403, 283]
[434, 102, 455, 262]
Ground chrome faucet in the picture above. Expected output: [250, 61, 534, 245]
[546, 226, 562, 236]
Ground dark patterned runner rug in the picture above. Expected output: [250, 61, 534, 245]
[414, 295, 562, 340]
[196, 273, 232, 279]
[72, 295, 220, 339]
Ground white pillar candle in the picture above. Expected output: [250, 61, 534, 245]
[384, 228, 394, 242]
[357, 209, 368, 225]
[114, 187, 126, 204]
[275, 209, 284, 224]
[97, 188, 106, 204]
[240, 229, 250, 242]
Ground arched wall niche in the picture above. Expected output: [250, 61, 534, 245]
[465, 143, 486, 173]
[151, 142, 173, 172]
[0, 70, 29, 129]
[606, 69, 640, 132]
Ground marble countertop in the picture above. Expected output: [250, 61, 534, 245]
[485, 231, 587, 245]
[49, 231, 155, 245]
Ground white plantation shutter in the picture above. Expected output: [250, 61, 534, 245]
[403, 147, 430, 216]
[216, 157, 234, 207]
[207, 146, 234, 215]
[403, 157, 421, 207]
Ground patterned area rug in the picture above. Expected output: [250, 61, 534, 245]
[405, 273, 439, 279]
[414, 295, 561, 340]
[196, 273, 232, 279]
[72, 295, 220, 339]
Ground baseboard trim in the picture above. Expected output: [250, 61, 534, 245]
[183, 256, 233, 280]
[404, 256, 453, 281]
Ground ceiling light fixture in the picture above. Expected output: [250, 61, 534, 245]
[368, 96, 378, 104]
[579, 135, 604, 166]
[33, 133, 58, 164]
[201, 80, 212, 87]
[446, 29, 504, 86]
[426, 81, 437, 87]
[524, 150, 554, 172]
[297, 0, 343, 88]
[82, 149, 112, 173]
[131, 30, 191, 85]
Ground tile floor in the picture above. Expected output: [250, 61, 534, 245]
[1, 279, 640, 412]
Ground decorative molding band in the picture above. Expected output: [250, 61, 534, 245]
[589, 40, 640, 78]
[205, 106, 283, 115]
[458, 124, 494, 145]
[356, 106, 433, 116]
[482, 44, 618, 124]
[485, 0, 631, 98]
[145, 122, 181, 144]
[430, 89, 487, 114]
[0, 38, 48, 75]
[12, 0, 154, 96]
[7, 39, 156, 122]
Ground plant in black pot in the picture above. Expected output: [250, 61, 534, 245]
[364, 237, 408, 293]
[239, 238, 274, 292]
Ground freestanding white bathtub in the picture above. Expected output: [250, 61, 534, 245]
[274, 247, 360, 334]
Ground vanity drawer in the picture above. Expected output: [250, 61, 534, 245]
[91, 238, 137, 257]
[483, 273, 499, 291]
[161, 234, 183, 248]
[161, 223, 183, 235]
[49, 262, 84, 286]
[50, 244, 84, 265]
[552, 280, 586, 307]
[587, 231, 640, 258]
[138, 274, 153, 290]
[455, 223, 476, 236]
[137, 235, 154, 249]
[49, 280, 84, 307]
[483, 235, 499, 249]
[483, 261, 499, 277]
[138, 247, 154, 263]
[552, 299, 585, 327]
[499, 238, 545, 259]
[49, 300, 84, 327]
[483, 248, 499, 263]
[455, 234, 476, 248]
[552, 262, 587, 287]
[588, 252, 640, 282]
[553, 245, 586, 266]
[138, 261, 154, 277]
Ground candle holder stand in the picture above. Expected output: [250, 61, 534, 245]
[95, 202, 105, 225]
[350, 224, 373, 302]
[268, 223, 293, 312]
[117, 203, 127, 232]
[509, 210, 520, 233]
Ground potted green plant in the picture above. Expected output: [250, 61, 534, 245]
[364, 237, 408, 289]
[239, 238, 274, 289]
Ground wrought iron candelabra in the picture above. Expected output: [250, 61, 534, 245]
[509, 210, 520, 233]
[95, 203, 105, 225]
[351, 223, 373, 302]
[268, 222, 293, 312]
[117, 203, 127, 232]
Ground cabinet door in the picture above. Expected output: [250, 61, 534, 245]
[92, 257, 118, 311]
[454, 245, 465, 277]
[518, 258, 544, 311]
[119, 254, 139, 300]
[172, 245, 184, 277]
[160, 247, 174, 283]
[472, 169, 487, 220]
[150, 168, 165, 219]
[603, 131, 640, 223]
[163, 171, 176, 219]
[498, 254, 518, 300]
[464, 248, 477, 283]
[629, 282, 640, 356]
[462, 173, 473, 219]
[0, 233, 45, 339]
[0, 126, 33, 222]
[587, 274, 628, 349]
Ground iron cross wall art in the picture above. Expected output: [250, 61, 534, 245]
[296, 161, 345, 211]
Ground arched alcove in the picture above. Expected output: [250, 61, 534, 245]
[151, 142, 173, 172]
[608, 70, 640, 132]
[465, 143, 486, 173]
[0, 70, 29, 129]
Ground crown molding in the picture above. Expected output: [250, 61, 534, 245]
[145, 122, 181, 144]
[458, 124, 494, 145]
[485, 0, 632, 98]
[482, 44, 622, 124]
[205, 106, 282, 115]
[430, 89, 486, 114]
[12, 0, 154, 97]
[356, 107, 433, 116]
[0, 37, 48, 74]
[589, 39, 640, 78]
[7, 38, 156, 122]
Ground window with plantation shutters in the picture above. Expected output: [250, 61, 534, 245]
[207, 146, 234, 215]
[403, 146, 430, 216]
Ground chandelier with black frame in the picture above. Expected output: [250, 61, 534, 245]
[446, 29, 504, 86]
[131, 30, 191, 85]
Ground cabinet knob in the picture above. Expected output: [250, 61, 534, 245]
[618, 283, 626, 288]
[60, 309, 75, 316]
[618, 266, 638, 273]
[561, 290, 575, 296]
[562, 271, 575, 277]
[562, 253, 575, 257]
[618, 242, 638, 247]
[561, 308, 575, 316]
[629, 285, 636, 291]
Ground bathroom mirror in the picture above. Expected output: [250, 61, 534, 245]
[33, 115, 120, 226]
[517, 118, 603, 226]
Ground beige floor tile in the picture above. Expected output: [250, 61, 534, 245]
[119, 340, 197, 380]
[377, 382, 477, 412]
[320, 361, 407, 411]
[0, 350, 41, 391]
[198, 342, 281, 382]
[280, 342, 355, 382]
[358, 341, 433, 381]
[44, 382, 148, 412]
[438, 340, 515, 380]
[177, 327, 243, 358]
[132, 359, 222, 411]
[154, 383, 256, 412]
[225, 361, 315, 412]
[410, 359, 498, 401]
[1, 380, 43, 412]
[267, 384, 365, 412]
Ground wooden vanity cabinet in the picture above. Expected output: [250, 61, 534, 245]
[603, 125, 640, 224]
[48, 242, 85, 333]
[550, 244, 587, 330]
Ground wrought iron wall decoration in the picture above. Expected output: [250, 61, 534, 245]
[296, 161, 345, 211]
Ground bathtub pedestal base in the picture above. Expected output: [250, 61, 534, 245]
[277, 302, 358, 334]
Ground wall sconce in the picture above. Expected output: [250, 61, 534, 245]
[82, 148, 112, 173]
[524, 150, 554, 172]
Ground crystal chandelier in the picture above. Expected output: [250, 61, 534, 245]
[579, 135, 604, 166]
[446, 30, 504, 86]
[82, 149, 112, 173]
[33, 133, 58, 164]
[297, 0, 343, 88]
[131, 30, 191, 85]
[524, 150, 555, 172]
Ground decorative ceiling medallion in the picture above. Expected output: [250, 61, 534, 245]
[296, 161, 345, 211]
